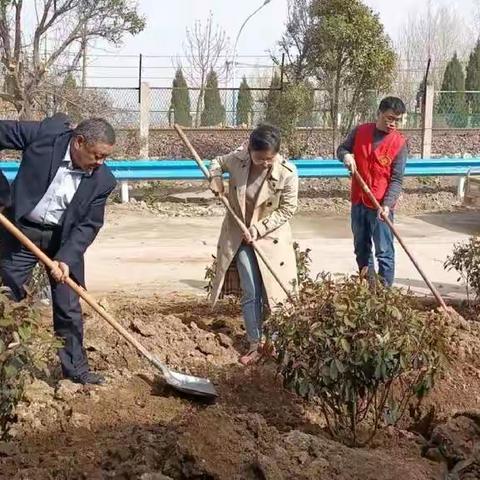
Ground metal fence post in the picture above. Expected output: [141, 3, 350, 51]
[139, 82, 150, 158]
[421, 82, 434, 158]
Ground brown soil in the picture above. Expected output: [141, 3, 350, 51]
[2, 294, 480, 479]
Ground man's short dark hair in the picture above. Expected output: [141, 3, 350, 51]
[378, 97, 406, 115]
[249, 123, 281, 153]
[73, 118, 116, 145]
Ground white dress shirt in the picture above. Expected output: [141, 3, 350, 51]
[26, 143, 87, 226]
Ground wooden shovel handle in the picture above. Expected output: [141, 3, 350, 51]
[174, 124, 294, 301]
[0, 212, 163, 368]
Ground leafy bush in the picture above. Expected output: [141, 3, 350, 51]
[293, 241, 312, 287]
[204, 254, 217, 295]
[445, 236, 480, 302]
[266, 275, 448, 446]
[0, 295, 59, 438]
[264, 76, 315, 157]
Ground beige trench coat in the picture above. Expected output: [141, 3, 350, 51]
[209, 145, 299, 309]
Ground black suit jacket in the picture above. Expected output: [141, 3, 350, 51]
[0, 114, 117, 285]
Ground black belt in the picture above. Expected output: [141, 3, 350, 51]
[19, 218, 61, 231]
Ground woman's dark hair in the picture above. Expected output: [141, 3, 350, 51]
[249, 123, 281, 153]
[378, 97, 406, 115]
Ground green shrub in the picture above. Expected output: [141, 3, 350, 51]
[293, 241, 312, 287]
[266, 275, 448, 446]
[445, 236, 480, 302]
[204, 254, 217, 295]
[0, 295, 59, 438]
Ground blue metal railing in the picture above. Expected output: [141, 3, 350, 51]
[1, 157, 480, 181]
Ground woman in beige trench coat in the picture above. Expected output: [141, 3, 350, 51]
[209, 124, 298, 365]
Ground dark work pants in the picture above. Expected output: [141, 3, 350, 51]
[0, 220, 88, 378]
[351, 203, 395, 287]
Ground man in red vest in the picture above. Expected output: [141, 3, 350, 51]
[337, 97, 407, 287]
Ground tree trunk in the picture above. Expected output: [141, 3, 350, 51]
[331, 74, 342, 158]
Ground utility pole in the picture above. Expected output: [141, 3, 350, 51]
[427, 0, 432, 63]
[81, 24, 87, 91]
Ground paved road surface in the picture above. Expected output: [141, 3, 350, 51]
[86, 209, 479, 300]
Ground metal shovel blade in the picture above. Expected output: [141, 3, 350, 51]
[151, 356, 218, 398]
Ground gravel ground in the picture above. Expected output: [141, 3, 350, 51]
[108, 176, 462, 218]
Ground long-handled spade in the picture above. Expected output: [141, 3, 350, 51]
[0, 212, 218, 399]
[173, 124, 295, 302]
[352, 169, 451, 313]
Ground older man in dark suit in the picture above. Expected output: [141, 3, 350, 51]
[0, 114, 116, 384]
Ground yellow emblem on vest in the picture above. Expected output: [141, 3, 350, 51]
[377, 154, 392, 167]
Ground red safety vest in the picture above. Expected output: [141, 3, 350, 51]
[351, 123, 405, 208]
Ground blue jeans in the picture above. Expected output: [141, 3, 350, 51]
[351, 203, 395, 287]
[235, 244, 264, 343]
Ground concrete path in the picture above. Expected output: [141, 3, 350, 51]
[86, 209, 480, 300]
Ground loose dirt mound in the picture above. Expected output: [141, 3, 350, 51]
[2, 294, 480, 479]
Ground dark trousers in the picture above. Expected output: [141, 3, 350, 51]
[351, 203, 395, 287]
[0, 220, 88, 378]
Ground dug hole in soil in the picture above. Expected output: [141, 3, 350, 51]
[2, 293, 480, 480]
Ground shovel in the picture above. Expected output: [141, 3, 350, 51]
[0, 212, 217, 399]
[173, 124, 294, 301]
[352, 170, 449, 312]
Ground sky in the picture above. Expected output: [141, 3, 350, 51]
[83, 0, 479, 88]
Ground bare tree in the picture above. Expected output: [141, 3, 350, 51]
[181, 12, 229, 127]
[277, 0, 314, 83]
[0, 0, 145, 119]
[395, 2, 474, 109]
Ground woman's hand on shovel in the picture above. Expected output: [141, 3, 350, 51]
[209, 176, 224, 196]
[243, 226, 259, 244]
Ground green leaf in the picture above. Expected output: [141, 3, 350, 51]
[3, 364, 18, 379]
[391, 307, 402, 321]
[340, 338, 351, 353]
[0, 316, 13, 327]
[298, 380, 309, 397]
[18, 324, 31, 341]
[330, 360, 338, 380]
[335, 358, 346, 374]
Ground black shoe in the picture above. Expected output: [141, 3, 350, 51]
[70, 371, 106, 385]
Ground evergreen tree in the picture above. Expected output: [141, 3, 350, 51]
[236, 77, 253, 126]
[438, 52, 467, 127]
[201, 70, 225, 126]
[409, 79, 426, 128]
[466, 40, 480, 126]
[63, 72, 77, 89]
[297, 80, 315, 127]
[62, 72, 82, 122]
[264, 72, 282, 125]
[170, 68, 192, 127]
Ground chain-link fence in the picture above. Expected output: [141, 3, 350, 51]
[150, 87, 270, 127]
[433, 91, 480, 128]
[1, 84, 479, 133]
[46, 87, 140, 128]
[137, 85, 427, 130]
